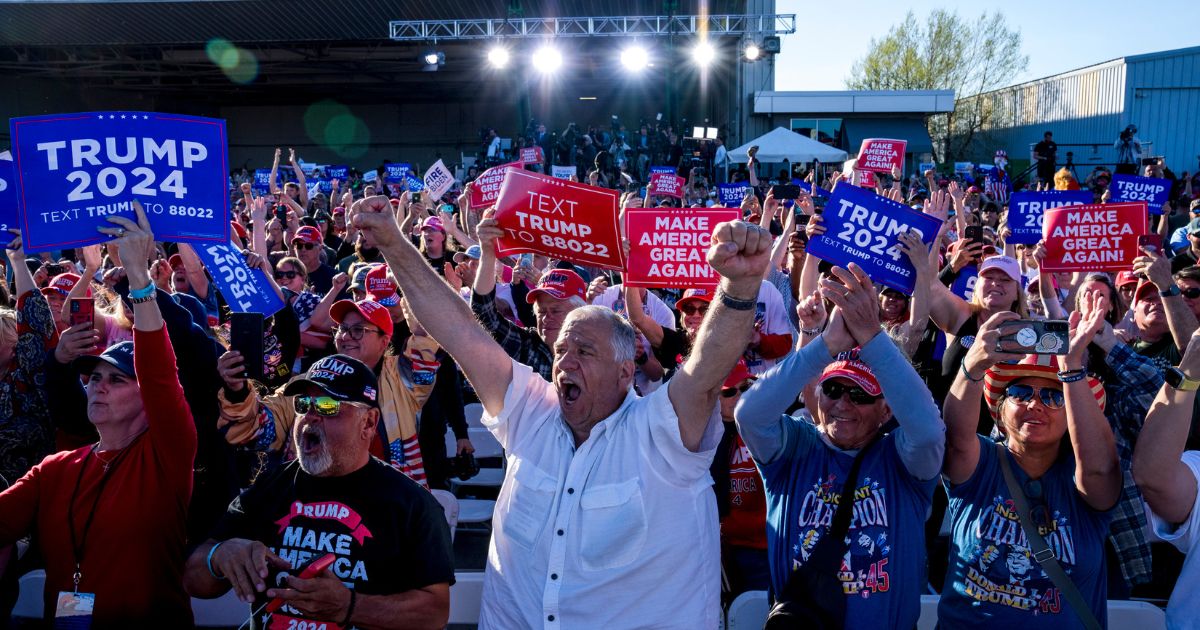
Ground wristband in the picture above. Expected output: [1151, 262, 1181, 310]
[129, 294, 156, 305]
[340, 588, 357, 627]
[206, 541, 227, 580]
[717, 289, 757, 311]
[800, 326, 823, 335]
[127, 282, 155, 300]
[959, 359, 985, 383]
[1057, 368, 1087, 383]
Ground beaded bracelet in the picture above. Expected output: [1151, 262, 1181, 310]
[1058, 369, 1087, 383]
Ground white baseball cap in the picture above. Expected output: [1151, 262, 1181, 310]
[978, 255, 1021, 283]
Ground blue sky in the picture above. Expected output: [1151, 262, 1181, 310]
[774, 0, 1200, 91]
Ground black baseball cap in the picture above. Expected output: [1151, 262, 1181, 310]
[282, 354, 380, 408]
[74, 341, 135, 377]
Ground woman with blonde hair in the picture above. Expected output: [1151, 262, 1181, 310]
[1054, 167, 1081, 191]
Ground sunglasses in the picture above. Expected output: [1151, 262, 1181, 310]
[721, 382, 752, 398]
[680, 304, 709, 316]
[333, 324, 384, 341]
[293, 395, 364, 417]
[275, 270, 300, 280]
[820, 381, 881, 405]
[1181, 287, 1200, 299]
[1004, 383, 1065, 409]
[296, 242, 318, 250]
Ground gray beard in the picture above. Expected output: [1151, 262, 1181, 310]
[295, 428, 334, 476]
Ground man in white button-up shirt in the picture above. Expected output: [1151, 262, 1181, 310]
[349, 196, 773, 629]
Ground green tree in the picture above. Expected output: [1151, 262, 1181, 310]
[846, 10, 1027, 162]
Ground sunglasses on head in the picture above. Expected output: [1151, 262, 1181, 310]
[820, 381, 881, 405]
[293, 395, 363, 417]
[680, 303, 709, 316]
[275, 270, 300, 280]
[1004, 383, 1065, 409]
[721, 382, 752, 398]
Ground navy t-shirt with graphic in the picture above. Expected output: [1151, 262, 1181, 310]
[758, 419, 936, 629]
[211, 458, 454, 630]
[939, 435, 1111, 629]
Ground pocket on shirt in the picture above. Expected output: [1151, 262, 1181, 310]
[578, 479, 648, 571]
[503, 461, 558, 550]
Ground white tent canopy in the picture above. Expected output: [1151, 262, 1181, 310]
[728, 127, 849, 164]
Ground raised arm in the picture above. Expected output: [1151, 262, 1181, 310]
[622, 283, 664, 347]
[268, 148, 281, 196]
[175, 243, 211, 301]
[669, 221, 772, 452]
[288, 148, 309, 208]
[1060, 293, 1121, 510]
[1136, 246, 1199, 350]
[350, 196, 512, 415]
[895, 230, 932, 357]
[1133, 328, 1200, 524]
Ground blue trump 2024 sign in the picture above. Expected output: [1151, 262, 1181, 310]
[806, 184, 941, 295]
[717, 183, 750, 207]
[192, 241, 285, 316]
[1111, 174, 1171, 214]
[9, 112, 230, 253]
[1008, 190, 1093, 245]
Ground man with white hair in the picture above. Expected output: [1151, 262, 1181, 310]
[349, 195, 773, 628]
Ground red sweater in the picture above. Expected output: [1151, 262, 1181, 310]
[0, 326, 197, 627]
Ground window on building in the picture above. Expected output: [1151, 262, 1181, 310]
[790, 118, 842, 146]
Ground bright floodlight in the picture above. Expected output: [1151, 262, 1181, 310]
[620, 45, 650, 71]
[487, 46, 510, 68]
[532, 45, 563, 73]
[423, 52, 441, 66]
[744, 43, 761, 61]
[692, 41, 716, 66]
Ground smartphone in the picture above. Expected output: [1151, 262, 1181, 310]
[772, 184, 801, 200]
[1138, 234, 1163, 253]
[996, 319, 1070, 355]
[273, 205, 288, 223]
[795, 213, 812, 226]
[519, 253, 534, 267]
[69, 297, 94, 329]
[964, 225, 984, 251]
[229, 312, 265, 381]
[411, 191, 422, 203]
[44, 263, 66, 277]
[439, 203, 454, 215]
[1141, 157, 1159, 166]
[265, 553, 337, 614]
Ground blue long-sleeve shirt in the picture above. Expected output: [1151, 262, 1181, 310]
[733, 332, 944, 628]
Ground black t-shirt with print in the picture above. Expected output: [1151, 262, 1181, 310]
[211, 458, 455, 630]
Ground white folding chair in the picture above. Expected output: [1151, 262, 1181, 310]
[12, 570, 44, 619]
[463, 402, 485, 429]
[449, 429, 507, 492]
[724, 589, 769, 630]
[1107, 600, 1166, 628]
[448, 571, 485, 624]
[193, 590, 251, 627]
[430, 489, 460, 542]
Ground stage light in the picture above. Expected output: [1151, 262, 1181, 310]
[423, 52, 441, 66]
[620, 45, 650, 71]
[420, 50, 444, 72]
[532, 45, 563, 74]
[743, 43, 761, 61]
[691, 41, 716, 67]
[487, 46, 510, 68]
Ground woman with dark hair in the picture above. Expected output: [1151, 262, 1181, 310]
[940, 297, 1120, 629]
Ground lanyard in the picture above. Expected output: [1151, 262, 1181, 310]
[66, 444, 133, 592]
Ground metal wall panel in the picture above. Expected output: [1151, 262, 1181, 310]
[1126, 48, 1200, 172]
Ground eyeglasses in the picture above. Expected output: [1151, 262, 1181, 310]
[721, 383, 752, 398]
[296, 242, 318, 250]
[680, 304, 709, 316]
[332, 324, 384, 340]
[293, 395, 365, 417]
[1181, 287, 1200, 299]
[275, 270, 300, 280]
[1003, 383, 1065, 409]
[820, 381, 882, 405]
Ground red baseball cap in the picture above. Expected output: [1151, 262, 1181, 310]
[1115, 270, 1139, 288]
[364, 265, 400, 306]
[420, 216, 446, 233]
[675, 288, 714, 311]
[722, 360, 755, 390]
[819, 354, 882, 397]
[332, 206, 346, 215]
[41, 272, 88, 297]
[167, 254, 184, 270]
[230, 221, 248, 241]
[526, 269, 587, 304]
[1133, 280, 1160, 306]
[330, 299, 394, 336]
[291, 226, 322, 245]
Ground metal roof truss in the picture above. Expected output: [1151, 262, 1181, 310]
[389, 14, 797, 41]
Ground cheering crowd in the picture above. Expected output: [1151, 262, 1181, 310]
[0, 132, 1199, 630]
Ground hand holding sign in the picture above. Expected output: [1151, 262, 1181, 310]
[706, 221, 772, 288]
[96, 200, 156, 285]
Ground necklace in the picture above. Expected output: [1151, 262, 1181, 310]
[92, 446, 116, 472]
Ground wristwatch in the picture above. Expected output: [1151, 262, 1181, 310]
[1164, 367, 1200, 391]
[1160, 285, 1182, 298]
